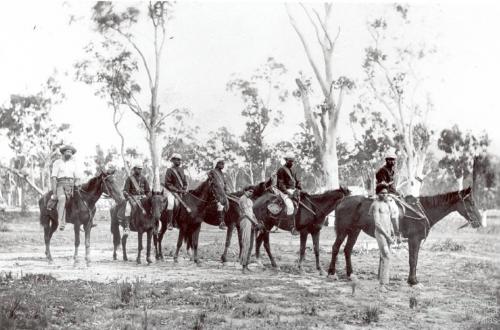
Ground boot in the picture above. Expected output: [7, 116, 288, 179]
[291, 227, 299, 236]
[59, 218, 66, 231]
[218, 211, 227, 230]
[166, 210, 174, 231]
[123, 216, 130, 236]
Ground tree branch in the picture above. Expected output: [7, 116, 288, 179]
[0, 164, 44, 196]
[285, 4, 329, 96]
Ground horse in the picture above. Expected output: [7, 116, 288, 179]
[38, 169, 124, 266]
[163, 177, 227, 264]
[328, 187, 483, 286]
[110, 191, 165, 264]
[251, 187, 351, 274]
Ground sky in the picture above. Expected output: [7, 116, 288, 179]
[0, 0, 499, 164]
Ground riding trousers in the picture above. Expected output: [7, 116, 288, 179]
[56, 178, 74, 223]
[274, 188, 295, 216]
[164, 190, 179, 211]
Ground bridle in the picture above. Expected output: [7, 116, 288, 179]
[459, 193, 480, 227]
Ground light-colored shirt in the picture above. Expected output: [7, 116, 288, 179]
[51, 159, 80, 179]
[239, 194, 257, 222]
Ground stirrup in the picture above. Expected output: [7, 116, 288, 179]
[59, 223, 65, 231]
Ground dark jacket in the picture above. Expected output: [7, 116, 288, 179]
[376, 165, 397, 194]
[276, 165, 302, 192]
[123, 174, 151, 196]
[208, 168, 227, 192]
[165, 167, 188, 192]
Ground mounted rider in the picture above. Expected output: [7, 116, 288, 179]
[208, 157, 228, 230]
[50, 145, 80, 231]
[276, 154, 302, 235]
[164, 153, 188, 230]
[375, 151, 400, 240]
[122, 160, 151, 233]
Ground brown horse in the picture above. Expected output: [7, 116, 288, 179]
[110, 191, 165, 264]
[167, 177, 228, 264]
[328, 187, 482, 285]
[39, 169, 124, 266]
[252, 187, 350, 274]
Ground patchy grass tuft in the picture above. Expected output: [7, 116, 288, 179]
[430, 238, 466, 252]
[243, 292, 264, 304]
[362, 304, 381, 324]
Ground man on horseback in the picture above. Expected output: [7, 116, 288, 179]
[276, 154, 302, 235]
[375, 152, 400, 241]
[50, 145, 80, 231]
[208, 157, 228, 230]
[122, 160, 151, 233]
[164, 153, 188, 230]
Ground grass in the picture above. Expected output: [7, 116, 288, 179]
[430, 238, 466, 252]
[362, 304, 381, 324]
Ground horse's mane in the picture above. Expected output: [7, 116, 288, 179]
[419, 187, 471, 208]
[189, 179, 208, 197]
[80, 175, 100, 192]
[307, 186, 351, 200]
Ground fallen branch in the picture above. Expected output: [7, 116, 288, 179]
[0, 164, 44, 196]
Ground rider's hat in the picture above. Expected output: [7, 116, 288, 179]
[59, 145, 76, 155]
[385, 148, 397, 160]
[170, 153, 182, 161]
[131, 159, 143, 169]
[284, 154, 295, 161]
[214, 157, 225, 167]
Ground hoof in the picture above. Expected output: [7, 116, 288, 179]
[48, 259, 54, 265]
[113, 254, 117, 261]
[159, 255, 164, 261]
[136, 259, 141, 265]
[173, 258, 178, 264]
[318, 269, 326, 276]
[146, 258, 153, 264]
[195, 261, 202, 267]
[327, 273, 339, 281]
[242, 267, 251, 274]
[348, 274, 358, 281]
[297, 267, 305, 274]
[410, 282, 424, 289]
[123, 256, 128, 262]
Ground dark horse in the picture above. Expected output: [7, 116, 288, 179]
[252, 187, 351, 274]
[153, 191, 242, 264]
[328, 187, 482, 285]
[110, 192, 165, 264]
[39, 169, 124, 266]
[159, 177, 227, 264]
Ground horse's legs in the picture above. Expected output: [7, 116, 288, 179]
[327, 230, 348, 277]
[255, 230, 264, 264]
[122, 230, 128, 261]
[111, 213, 121, 261]
[73, 222, 81, 265]
[44, 219, 56, 263]
[247, 227, 255, 264]
[312, 230, 325, 276]
[298, 231, 308, 272]
[344, 229, 361, 278]
[146, 230, 153, 264]
[85, 225, 92, 266]
[408, 237, 421, 286]
[262, 231, 278, 269]
[221, 224, 234, 263]
[174, 230, 183, 263]
[192, 225, 201, 265]
[157, 220, 168, 261]
[136, 231, 143, 264]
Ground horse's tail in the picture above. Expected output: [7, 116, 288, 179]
[239, 217, 252, 265]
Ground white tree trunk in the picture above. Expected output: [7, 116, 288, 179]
[148, 128, 161, 192]
[322, 135, 339, 189]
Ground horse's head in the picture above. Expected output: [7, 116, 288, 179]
[97, 168, 125, 204]
[150, 191, 165, 222]
[339, 185, 352, 198]
[456, 187, 482, 228]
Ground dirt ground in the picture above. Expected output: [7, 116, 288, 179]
[0, 211, 499, 329]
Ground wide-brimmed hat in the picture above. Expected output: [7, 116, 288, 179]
[170, 153, 182, 161]
[284, 154, 295, 161]
[214, 157, 225, 167]
[59, 145, 76, 154]
[385, 148, 397, 160]
[131, 159, 143, 169]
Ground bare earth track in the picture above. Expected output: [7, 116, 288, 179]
[0, 211, 499, 329]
